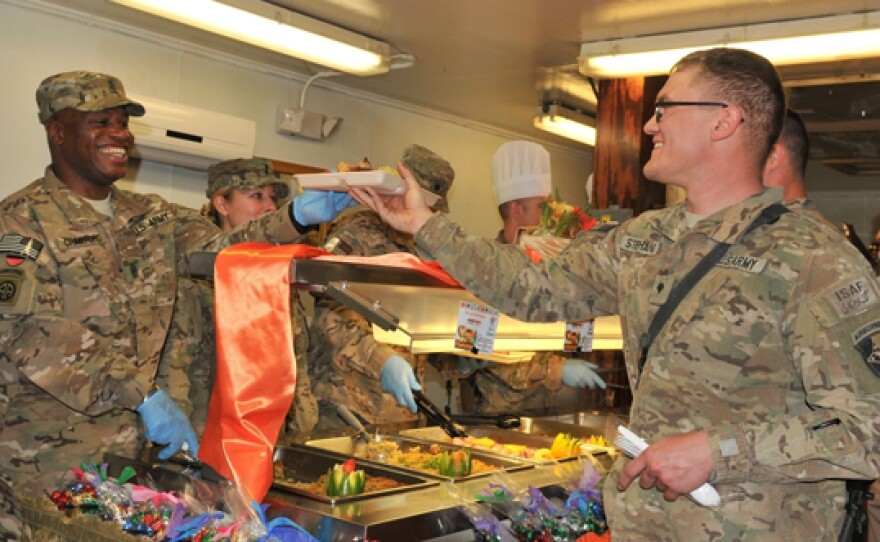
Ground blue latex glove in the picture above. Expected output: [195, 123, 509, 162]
[457, 356, 490, 373]
[561, 359, 606, 389]
[291, 190, 357, 225]
[136, 389, 200, 460]
[380, 355, 422, 413]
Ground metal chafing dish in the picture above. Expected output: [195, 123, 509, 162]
[398, 425, 615, 470]
[400, 426, 563, 459]
[518, 410, 628, 441]
[272, 444, 437, 505]
[305, 434, 533, 481]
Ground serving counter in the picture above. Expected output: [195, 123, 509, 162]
[96, 410, 617, 542]
[176, 251, 626, 539]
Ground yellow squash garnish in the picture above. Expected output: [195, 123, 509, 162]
[550, 432, 584, 459]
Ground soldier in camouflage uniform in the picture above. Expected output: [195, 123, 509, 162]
[353, 49, 880, 540]
[457, 140, 605, 414]
[308, 145, 454, 434]
[0, 70, 354, 540]
[202, 158, 319, 439]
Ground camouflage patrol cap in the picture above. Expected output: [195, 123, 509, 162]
[36, 70, 145, 123]
[401, 144, 455, 212]
[206, 158, 290, 200]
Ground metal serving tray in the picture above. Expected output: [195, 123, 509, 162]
[272, 444, 437, 505]
[305, 434, 533, 481]
[518, 410, 627, 441]
[400, 422, 620, 465]
[398, 426, 571, 463]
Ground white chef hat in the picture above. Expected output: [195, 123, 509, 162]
[491, 140, 551, 205]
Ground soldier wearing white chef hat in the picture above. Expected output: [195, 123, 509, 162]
[454, 140, 604, 415]
[491, 140, 552, 244]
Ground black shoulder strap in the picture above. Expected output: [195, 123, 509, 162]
[637, 203, 789, 379]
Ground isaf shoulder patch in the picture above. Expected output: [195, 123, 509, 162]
[853, 321, 880, 378]
[824, 277, 879, 319]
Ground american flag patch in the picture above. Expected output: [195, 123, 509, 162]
[0, 234, 43, 260]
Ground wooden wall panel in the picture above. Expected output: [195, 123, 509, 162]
[593, 76, 667, 215]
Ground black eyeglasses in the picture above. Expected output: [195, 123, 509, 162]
[654, 101, 729, 123]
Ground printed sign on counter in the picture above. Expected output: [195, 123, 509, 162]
[564, 320, 595, 352]
[455, 301, 499, 354]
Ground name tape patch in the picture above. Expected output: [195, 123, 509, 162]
[130, 211, 172, 237]
[717, 253, 767, 273]
[620, 236, 660, 256]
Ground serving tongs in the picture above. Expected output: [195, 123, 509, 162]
[412, 389, 468, 438]
[335, 402, 377, 443]
[140, 444, 227, 483]
[450, 413, 521, 430]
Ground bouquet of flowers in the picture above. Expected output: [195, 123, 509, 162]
[520, 191, 597, 261]
[533, 191, 596, 239]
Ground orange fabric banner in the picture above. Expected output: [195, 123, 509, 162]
[198, 242, 327, 502]
[198, 242, 459, 501]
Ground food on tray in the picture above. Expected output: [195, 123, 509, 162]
[337, 157, 373, 172]
[550, 432, 586, 459]
[450, 435, 549, 459]
[325, 458, 366, 497]
[579, 436, 615, 456]
[337, 156, 398, 177]
[447, 432, 610, 460]
[363, 441, 495, 477]
[273, 459, 404, 497]
[437, 449, 472, 477]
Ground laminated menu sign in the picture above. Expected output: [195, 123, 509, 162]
[455, 301, 499, 354]
[564, 320, 595, 352]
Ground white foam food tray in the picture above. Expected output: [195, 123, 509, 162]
[295, 170, 406, 195]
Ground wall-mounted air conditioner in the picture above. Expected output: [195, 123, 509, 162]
[128, 95, 256, 171]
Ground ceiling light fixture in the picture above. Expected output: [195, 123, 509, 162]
[109, 0, 392, 76]
[579, 10, 880, 78]
[534, 104, 597, 146]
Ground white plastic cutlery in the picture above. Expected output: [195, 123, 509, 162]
[614, 425, 721, 507]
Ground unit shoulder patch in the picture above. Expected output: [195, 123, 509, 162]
[0, 269, 23, 306]
[853, 321, 880, 378]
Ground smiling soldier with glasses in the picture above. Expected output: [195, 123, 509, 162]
[351, 47, 880, 541]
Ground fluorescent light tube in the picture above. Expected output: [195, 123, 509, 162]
[580, 11, 880, 78]
[110, 0, 391, 76]
[534, 104, 597, 146]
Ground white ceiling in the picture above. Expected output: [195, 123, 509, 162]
[36, 0, 880, 162]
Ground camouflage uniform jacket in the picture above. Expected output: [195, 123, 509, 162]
[309, 208, 426, 428]
[415, 191, 880, 540]
[0, 167, 304, 494]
